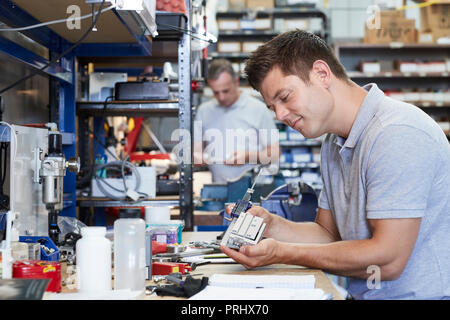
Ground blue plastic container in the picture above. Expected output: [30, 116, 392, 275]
[19, 236, 60, 261]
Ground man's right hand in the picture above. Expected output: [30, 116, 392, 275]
[225, 204, 278, 237]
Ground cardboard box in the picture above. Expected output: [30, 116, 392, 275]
[419, 29, 450, 43]
[247, 0, 274, 9]
[420, 3, 450, 32]
[274, 18, 309, 33]
[275, 0, 318, 6]
[240, 18, 272, 30]
[229, 0, 246, 10]
[217, 19, 240, 31]
[396, 61, 418, 73]
[218, 42, 241, 53]
[254, 18, 272, 30]
[242, 41, 264, 53]
[418, 32, 434, 43]
[432, 28, 450, 43]
[379, 9, 405, 19]
[360, 61, 381, 73]
[364, 18, 417, 44]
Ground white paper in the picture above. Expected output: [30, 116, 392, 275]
[189, 286, 331, 300]
[208, 274, 316, 289]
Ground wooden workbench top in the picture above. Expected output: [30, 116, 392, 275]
[57, 231, 344, 300]
[147, 232, 344, 300]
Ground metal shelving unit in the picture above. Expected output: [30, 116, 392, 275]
[209, 6, 329, 82]
[0, 1, 196, 229]
[76, 100, 180, 116]
[76, 6, 195, 230]
[0, 0, 80, 218]
[334, 42, 450, 142]
[334, 42, 450, 132]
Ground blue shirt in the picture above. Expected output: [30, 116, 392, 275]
[319, 83, 450, 299]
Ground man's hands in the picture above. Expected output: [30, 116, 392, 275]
[222, 204, 284, 268]
[220, 238, 282, 269]
[225, 204, 279, 238]
[221, 203, 422, 280]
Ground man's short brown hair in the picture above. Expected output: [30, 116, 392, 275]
[245, 30, 349, 91]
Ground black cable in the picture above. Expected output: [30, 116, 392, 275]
[103, 95, 114, 110]
[1, 143, 8, 187]
[155, 22, 213, 43]
[0, 0, 106, 95]
[0, 142, 9, 210]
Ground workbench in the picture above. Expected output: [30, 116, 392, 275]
[57, 231, 344, 300]
[162, 232, 344, 300]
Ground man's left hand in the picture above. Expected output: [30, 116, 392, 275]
[220, 238, 281, 269]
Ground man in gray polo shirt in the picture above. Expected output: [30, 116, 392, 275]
[221, 30, 450, 299]
[194, 59, 279, 183]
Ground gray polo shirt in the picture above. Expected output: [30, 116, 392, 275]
[319, 83, 450, 299]
[194, 92, 277, 183]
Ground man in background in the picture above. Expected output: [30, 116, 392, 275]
[194, 58, 279, 183]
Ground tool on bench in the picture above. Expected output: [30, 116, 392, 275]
[220, 168, 266, 250]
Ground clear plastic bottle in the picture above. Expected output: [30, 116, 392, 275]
[76, 226, 112, 293]
[114, 209, 146, 292]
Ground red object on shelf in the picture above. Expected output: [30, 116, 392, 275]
[129, 152, 171, 162]
[124, 117, 144, 155]
[105, 206, 145, 218]
[12, 260, 62, 293]
[191, 80, 200, 92]
[156, 0, 187, 14]
[21, 123, 47, 128]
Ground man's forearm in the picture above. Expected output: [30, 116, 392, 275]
[266, 216, 337, 244]
[279, 239, 397, 280]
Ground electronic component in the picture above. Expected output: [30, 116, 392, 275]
[39, 125, 79, 245]
[220, 169, 266, 250]
[220, 213, 266, 250]
[114, 81, 169, 101]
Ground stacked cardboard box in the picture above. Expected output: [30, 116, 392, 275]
[418, 2, 450, 43]
[364, 10, 417, 44]
[228, 0, 275, 10]
[246, 0, 275, 9]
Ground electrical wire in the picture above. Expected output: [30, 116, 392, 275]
[0, 3, 116, 32]
[0, 122, 17, 213]
[93, 160, 149, 201]
[155, 22, 215, 43]
[396, 0, 438, 11]
[80, 126, 149, 201]
[0, 0, 107, 95]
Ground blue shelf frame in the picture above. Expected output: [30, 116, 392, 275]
[0, 0, 154, 220]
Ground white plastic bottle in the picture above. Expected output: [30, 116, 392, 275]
[76, 226, 112, 293]
[114, 210, 146, 292]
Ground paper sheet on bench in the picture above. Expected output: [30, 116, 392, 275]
[189, 274, 331, 300]
[209, 274, 316, 289]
